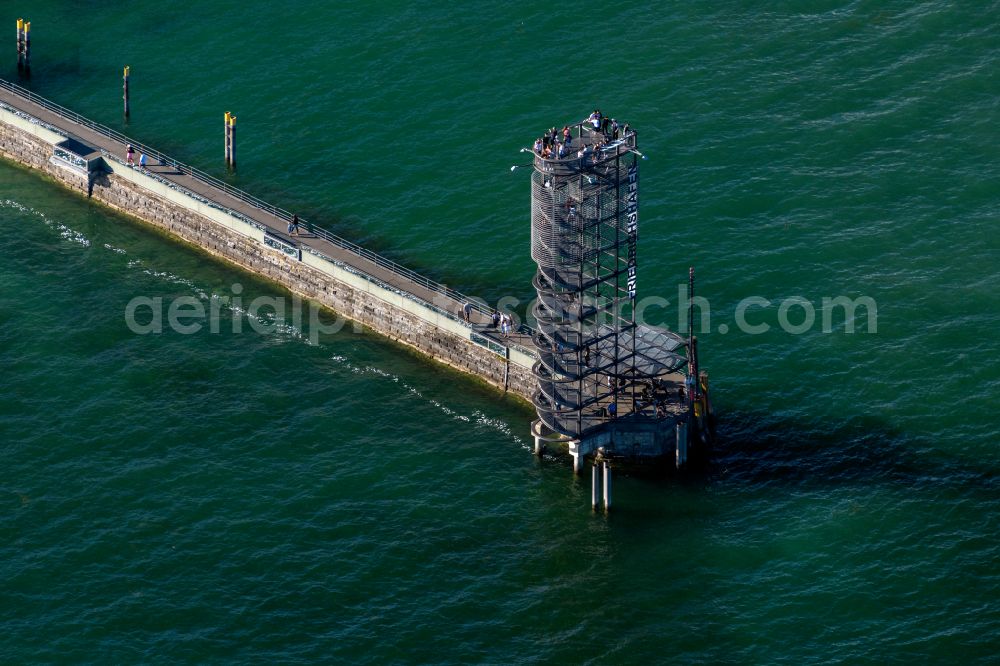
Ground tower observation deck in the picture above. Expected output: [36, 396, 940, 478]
[526, 115, 712, 472]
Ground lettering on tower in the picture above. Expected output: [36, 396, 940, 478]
[626, 164, 638, 299]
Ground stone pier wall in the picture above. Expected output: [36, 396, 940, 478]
[0, 112, 537, 403]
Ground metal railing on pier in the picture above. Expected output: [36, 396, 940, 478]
[0, 78, 537, 357]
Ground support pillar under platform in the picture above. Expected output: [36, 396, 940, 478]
[568, 438, 595, 475]
[530, 419, 578, 463]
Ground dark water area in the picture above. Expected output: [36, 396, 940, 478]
[2, 1, 999, 661]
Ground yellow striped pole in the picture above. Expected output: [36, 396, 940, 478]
[123, 66, 130, 118]
[16, 19, 24, 71]
[23, 21, 30, 72]
[228, 114, 236, 169]
[224, 112, 231, 166]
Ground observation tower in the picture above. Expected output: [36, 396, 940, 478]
[525, 114, 714, 476]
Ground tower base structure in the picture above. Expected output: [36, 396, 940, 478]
[532, 387, 714, 477]
[521, 112, 715, 507]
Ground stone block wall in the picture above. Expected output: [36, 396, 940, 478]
[96, 174, 529, 400]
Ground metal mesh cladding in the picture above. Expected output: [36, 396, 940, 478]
[529, 124, 644, 438]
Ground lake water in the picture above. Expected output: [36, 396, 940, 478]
[2, 1, 998, 661]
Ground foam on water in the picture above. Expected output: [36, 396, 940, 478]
[327, 353, 529, 449]
[2, 197, 90, 247]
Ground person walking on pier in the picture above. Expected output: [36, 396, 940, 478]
[125, 144, 135, 166]
[288, 214, 300, 236]
[139, 152, 147, 169]
[463, 301, 472, 322]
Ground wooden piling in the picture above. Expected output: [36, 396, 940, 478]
[123, 66, 130, 118]
[22, 21, 29, 73]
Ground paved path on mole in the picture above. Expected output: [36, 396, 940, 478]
[0, 87, 534, 355]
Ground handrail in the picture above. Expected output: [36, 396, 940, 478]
[0, 77, 539, 355]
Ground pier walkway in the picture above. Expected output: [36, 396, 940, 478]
[0, 80, 535, 357]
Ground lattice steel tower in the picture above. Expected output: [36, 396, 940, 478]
[528, 117, 690, 460]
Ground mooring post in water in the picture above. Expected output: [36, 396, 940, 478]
[123, 66, 130, 118]
[224, 112, 231, 167]
[676, 421, 688, 469]
[602, 460, 611, 512]
[591, 462, 600, 510]
[23, 21, 29, 73]
[16, 19, 24, 71]
[228, 113, 236, 169]
[16, 19, 30, 74]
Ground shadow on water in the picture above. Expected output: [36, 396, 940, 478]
[568, 409, 1000, 525]
[531, 394, 1000, 504]
[704, 408, 1000, 497]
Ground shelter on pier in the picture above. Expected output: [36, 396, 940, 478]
[51, 137, 102, 175]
